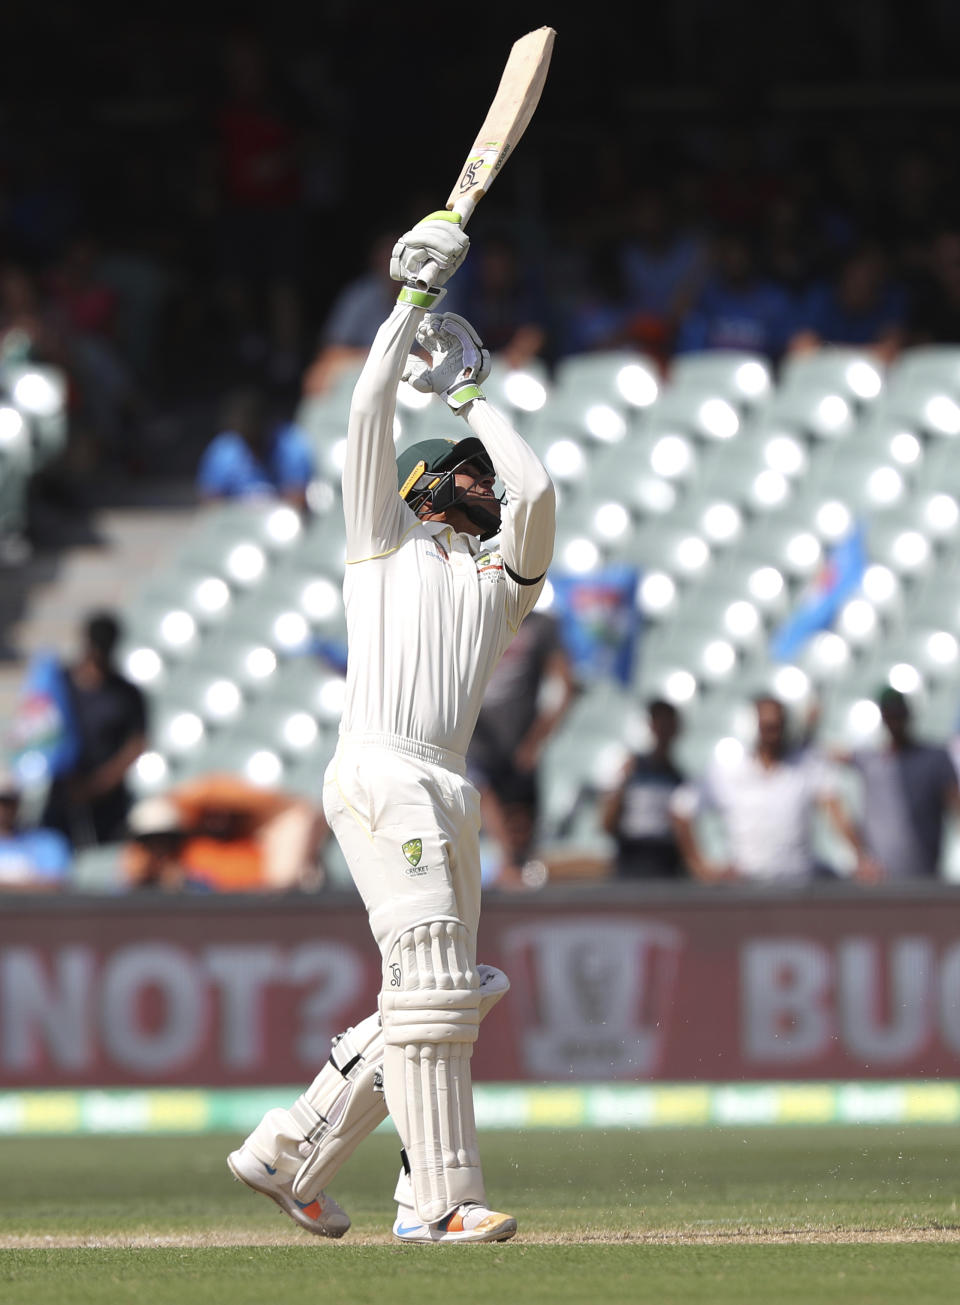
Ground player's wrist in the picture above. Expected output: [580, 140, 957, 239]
[397, 284, 447, 310]
[445, 381, 484, 413]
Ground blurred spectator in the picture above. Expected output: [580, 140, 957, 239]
[701, 126, 784, 236]
[43, 234, 144, 467]
[559, 187, 707, 368]
[0, 261, 71, 370]
[467, 609, 577, 891]
[600, 699, 688, 880]
[206, 28, 309, 386]
[559, 244, 636, 359]
[905, 225, 960, 345]
[789, 241, 907, 362]
[154, 772, 328, 891]
[300, 231, 396, 397]
[0, 766, 71, 891]
[442, 230, 551, 368]
[41, 611, 147, 848]
[829, 688, 960, 882]
[617, 185, 708, 360]
[196, 384, 314, 509]
[670, 695, 847, 884]
[121, 796, 211, 892]
[673, 227, 798, 361]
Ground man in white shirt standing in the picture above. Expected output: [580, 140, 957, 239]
[671, 695, 849, 883]
[225, 213, 556, 1244]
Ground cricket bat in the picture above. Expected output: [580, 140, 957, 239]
[416, 25, 556, 287]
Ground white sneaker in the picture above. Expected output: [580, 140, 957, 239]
[227, 1146, 351, 1238]
[392, 1201, 517, 1245]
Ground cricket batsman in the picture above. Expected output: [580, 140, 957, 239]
[227, 212, 556, 1244]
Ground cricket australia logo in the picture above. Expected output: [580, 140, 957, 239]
[402, 838, 423, 867]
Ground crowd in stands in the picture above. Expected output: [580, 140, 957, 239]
[2, 22, 960, 506]
[3, 601, 960, 894]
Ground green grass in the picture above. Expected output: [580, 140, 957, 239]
[0, 1128, 958, 1303]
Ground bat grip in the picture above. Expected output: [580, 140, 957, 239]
[414, 195, 477, 291]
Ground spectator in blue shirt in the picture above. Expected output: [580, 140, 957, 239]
[0, 767, 72, 890]
[674, 227, 799, 362]
[789, 242, 907, 363]
[197, 385, 314, 509]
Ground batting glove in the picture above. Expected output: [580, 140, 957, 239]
[392, 212, 470, 308]
[402, 313, 490, 413]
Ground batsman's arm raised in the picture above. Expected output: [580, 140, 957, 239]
[342, 305, 422, 562]
[342, 215, 469, 562]
[462, 395, 556, 620]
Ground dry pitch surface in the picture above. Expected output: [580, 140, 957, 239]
[1, 1127, 959, 1303]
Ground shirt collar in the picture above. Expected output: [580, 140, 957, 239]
[420, 520, 483, 556]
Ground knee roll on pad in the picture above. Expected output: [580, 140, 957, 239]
[380, 919, 481, 1045]
[380, 920, 485, 1224]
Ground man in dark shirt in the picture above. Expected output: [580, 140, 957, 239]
[42, 611, 147, 847]
[832, 687, 960, 881]
[466, 609, 576, 890]
[601, 699, 687, 879]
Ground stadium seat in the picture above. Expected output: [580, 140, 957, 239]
[760, 385, 857, 442]
[230, 694, 337, 764]
[120, 592, 204, 667]
[0, 403, 33, 548]
[536, 351, 660, 448]
[187, 630, 284, 695]
[667, 350, 773, 410]
[885, 345, 960, 392]
[0, 360, 69, 471]
[148, 665, 248, 730]
[878, 377, 960, 440]
[295, 510, 349, 578]
[552, 348, 660, 400]
[777, 347, 886, 406]
[643, 386, 745, 446]
[482, 354, 551, 419]
[173, 728, 290, 790]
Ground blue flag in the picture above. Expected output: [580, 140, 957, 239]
[4, 652, 81, 785]
[550, 563, 641, 686]
[770, 523, 867, 661]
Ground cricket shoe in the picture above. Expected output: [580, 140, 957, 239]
[393, 1201, 517, 1245]
[227, 1145, 351, 1238]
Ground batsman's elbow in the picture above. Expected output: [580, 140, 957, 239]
[526, 464, 556, 514]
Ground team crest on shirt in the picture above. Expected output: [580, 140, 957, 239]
[475, 550, 504, 582]
[402, 839, 423, 866]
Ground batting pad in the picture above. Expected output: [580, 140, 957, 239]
[243, 1012, 386, 1201]
[381, 920, 484, 1223]
[289, 1012, 387, 1201]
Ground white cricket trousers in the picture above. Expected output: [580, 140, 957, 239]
[322, 732, 483, 971]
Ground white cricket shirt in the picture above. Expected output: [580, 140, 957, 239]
[338, 303, 556, 759]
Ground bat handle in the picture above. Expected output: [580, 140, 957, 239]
[415, 195, 479, 291]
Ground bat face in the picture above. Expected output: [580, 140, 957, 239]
[447, 26, 556, 216]
[413, 26, 555, 289]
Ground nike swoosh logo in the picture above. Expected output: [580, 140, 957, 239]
[264, 1163, 278, 1175]
[396, 1222, 427, 1236]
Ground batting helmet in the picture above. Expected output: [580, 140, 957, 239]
[396, 435, 501, 540]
